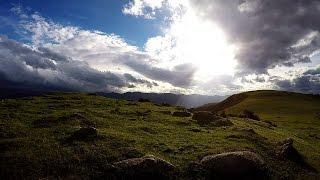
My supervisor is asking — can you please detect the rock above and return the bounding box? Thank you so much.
[309,134,320,140]
[200,151,267,179]
[158,110,172,115]
[70,127,98,140]
[277,138,305,163]
[190,127,201,132]
[263,120,277,127]
[113,155,176,179]
[172,111,192,117]
[186,161,204,179]
[242,110,260,121]
[192,111,222,124]
[212,118,233,127]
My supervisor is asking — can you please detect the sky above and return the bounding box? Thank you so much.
[0,0,320,95]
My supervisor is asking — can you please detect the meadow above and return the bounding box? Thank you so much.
[0,91,319,179]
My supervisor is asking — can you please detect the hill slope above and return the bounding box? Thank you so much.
[0,92,319,179]
[197,90,320,169]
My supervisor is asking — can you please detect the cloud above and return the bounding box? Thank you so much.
[274,67,320,93]
[0,35,129,92]
[5,1,320,95]
[122,0,166,19]
[1,7,198,94]
[190,0,320,74]
[123,73,158,88]
[198,75,242,95]
[123,60,196,87]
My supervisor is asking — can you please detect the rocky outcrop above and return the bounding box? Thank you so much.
[192,111,222,124]
[277,138,305,163]
[70,127,98,140]
[113,155,176,179]
[199,151,268,179]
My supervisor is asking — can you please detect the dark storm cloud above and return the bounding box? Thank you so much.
[192,0,320,74]
[274,67,320,93]
[0,36,128,92]
[123,73,158,88]
[304,67,320,75]
[124,60,196,87]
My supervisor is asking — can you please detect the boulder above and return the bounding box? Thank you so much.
[242,110,260,121]
[277,138,305,163]
[200,151,268,179]
[158,110,172,115]
[192,111,222,124]
[172,111,191,117]
[113,155,176,179]
[213,118,233,127]
[70,127,98,140]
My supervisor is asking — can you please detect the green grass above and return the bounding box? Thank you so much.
[0,92,319,179]
[218,90,320,173]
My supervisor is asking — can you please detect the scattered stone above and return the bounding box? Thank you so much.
[172,111,192,117]
[190,127,201,132]
[212,118,233,127]
[227,127,267,142]
[70,127,98,140]
[163,148,174,153]
[276,138,316,170]
[129,118,137,121]
[113,155,176,179]
[263,120,277,127]
[186,161,204,179]
[200,151,268,179]
[192,111,222,125]
[242,109,260,121]
[309,134,320,140]
[277,138,304,163]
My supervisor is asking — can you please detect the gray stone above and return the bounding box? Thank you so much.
[200,151,267,179]
[113,155,176,179]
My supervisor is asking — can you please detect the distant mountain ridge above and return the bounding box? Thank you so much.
[0,86,226,108]
[98,92,226,108]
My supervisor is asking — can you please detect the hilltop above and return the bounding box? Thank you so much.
[0,91,319,179]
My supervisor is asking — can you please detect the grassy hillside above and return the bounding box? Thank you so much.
[197,90,320,172]
[0,92,319,179]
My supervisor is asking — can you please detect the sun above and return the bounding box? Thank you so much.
[160,3,237,81]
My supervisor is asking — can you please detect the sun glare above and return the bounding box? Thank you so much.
[168,5,237,81]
